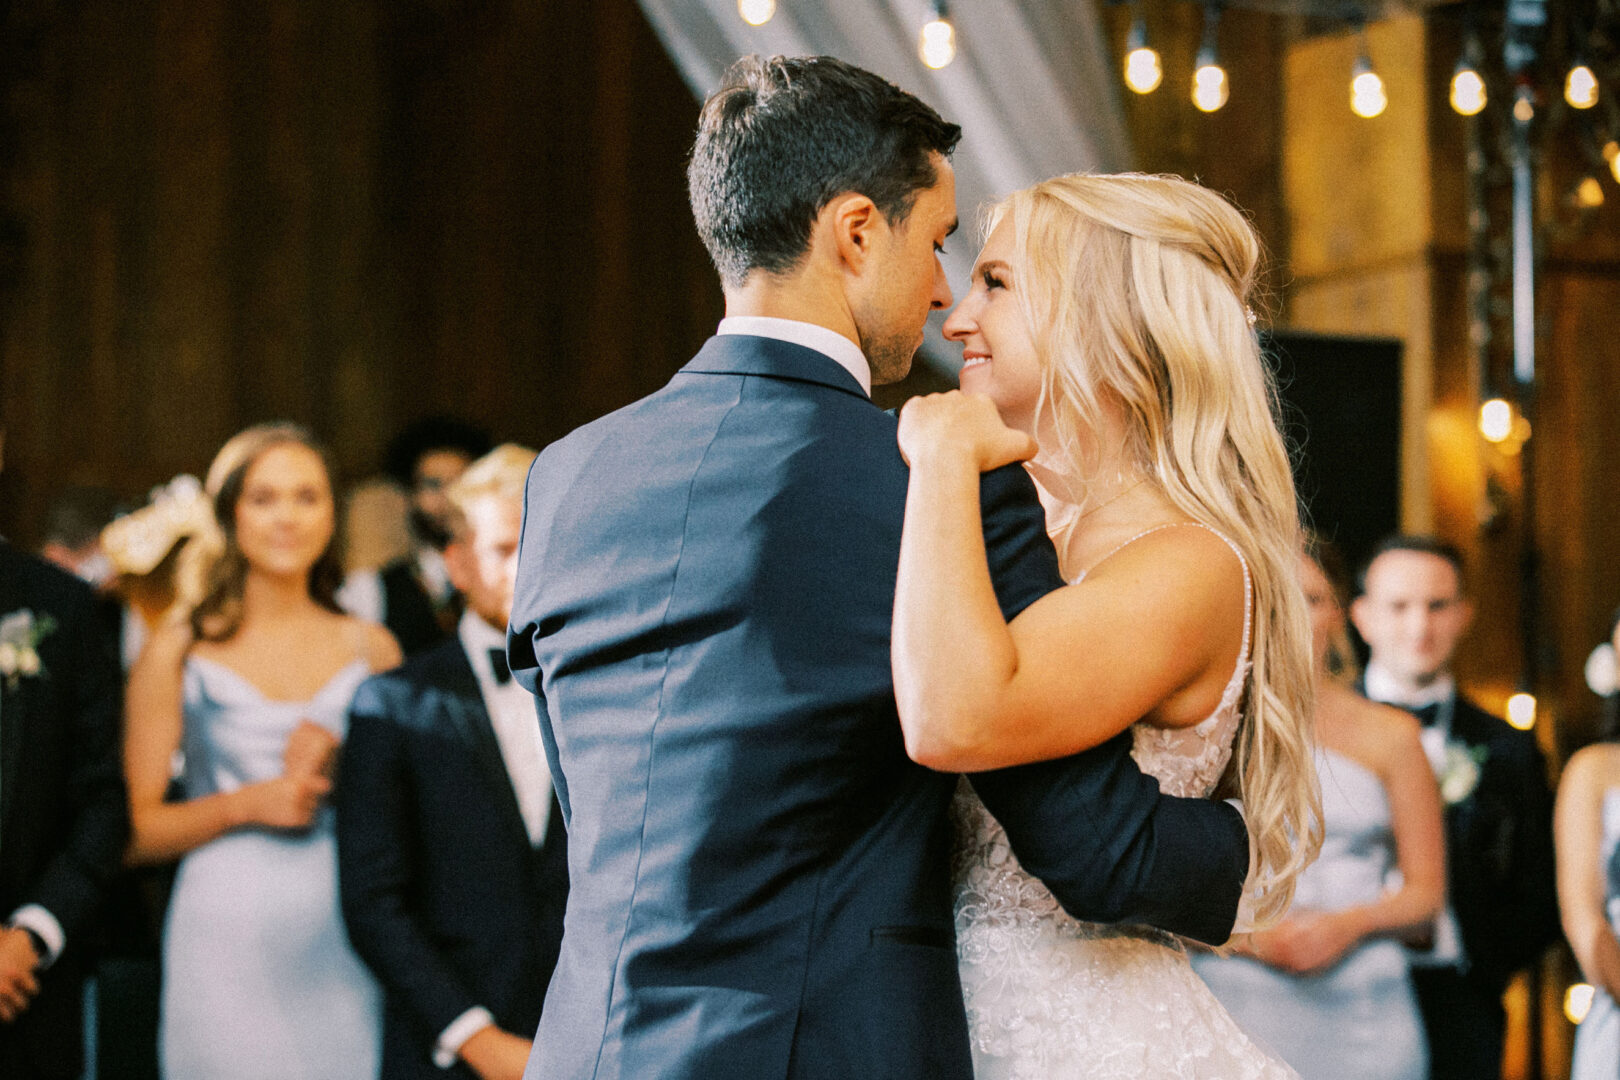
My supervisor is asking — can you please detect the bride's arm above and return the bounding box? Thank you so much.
[893,391,1241,772]
[1557,745,1620,998]
[124,624,331,865]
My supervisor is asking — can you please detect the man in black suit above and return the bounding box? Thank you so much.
[339,444,566,1080]
[1351,535,1560,1080]
[0,538,127,1079]
[340,418,493,655]
[508,55,1248,1080]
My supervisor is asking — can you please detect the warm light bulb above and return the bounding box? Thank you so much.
[1566,64,1599,109]
[919,18,956,70]
[1577,176,1606,209]
[737,0,776,26]
[1513,92,1535,123]
[1451,66,1487,116]
[1568,984,1597,1025]
[1351,69,1387,118]
[1611,146,1620,185]
[1192,62,1228,112]
[1479,398,1513,442]
[1125,48,1163,94]
[1506,692,1537,731]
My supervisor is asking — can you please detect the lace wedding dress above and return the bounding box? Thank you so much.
[951,525,1295,1080]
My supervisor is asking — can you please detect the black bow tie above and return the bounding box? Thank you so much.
[1410,702,1443,727]
[488,648,512,686]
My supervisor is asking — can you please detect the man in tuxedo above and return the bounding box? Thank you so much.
[340,417,493,655]
[0,538,127,1079]
[338,444,566,1080]
[508,55,1249,1080]
[1351,535,1559,1080]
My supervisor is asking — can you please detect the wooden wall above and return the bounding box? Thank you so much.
[0,0,724,545]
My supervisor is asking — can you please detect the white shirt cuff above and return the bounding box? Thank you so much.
[433,1006,495,1069]
[8,905,65,967]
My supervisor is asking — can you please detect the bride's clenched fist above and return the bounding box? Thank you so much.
[897,391,1037,472]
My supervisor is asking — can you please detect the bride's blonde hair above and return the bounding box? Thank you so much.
[987,172,1321,926]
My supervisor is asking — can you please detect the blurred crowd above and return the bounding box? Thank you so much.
[3,413,1620,1079]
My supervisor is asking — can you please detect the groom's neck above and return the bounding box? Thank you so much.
[724,270,860,348]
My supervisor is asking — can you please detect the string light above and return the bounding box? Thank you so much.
[737,0,776,26]
[919,3,956,71]
[1576,175,1606,208]
[1606,140,1620,184]
[1350,50,1387,118]
[1566,63,1600,109]
[1451,60,1487,116]
[1479,398,1514,442]
[1191,4,1227,113]
[1567,983,1596,1024]
[1506,692,1537,731]
[1124,14,1163,95]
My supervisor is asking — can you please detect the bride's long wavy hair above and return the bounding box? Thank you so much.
[987,173,1321,926]
[177,422,346,642]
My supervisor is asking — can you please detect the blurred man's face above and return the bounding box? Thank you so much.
[410,449,472,550]
[1350,550,1473,685]
[444,496,522,631]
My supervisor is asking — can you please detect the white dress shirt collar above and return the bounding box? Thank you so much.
[1363,661,1456,710]
[717,316,872,397]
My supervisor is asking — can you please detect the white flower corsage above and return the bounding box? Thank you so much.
[0,609,56,690]
[1438,740,1488,805]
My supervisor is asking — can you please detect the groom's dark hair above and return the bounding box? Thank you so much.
[688,55,962,288]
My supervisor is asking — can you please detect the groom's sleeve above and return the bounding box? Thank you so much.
[975,465,1249,946]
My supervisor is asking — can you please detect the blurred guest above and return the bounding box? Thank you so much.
[101,475,213,670]
[0,538,127,1080]
[37,485,121,586]
[1350,535,1559,1080]
[1557,735,1620,1079]
[338,443,564,1080]
[343,479,413,576]
[338,418,491,656]
[123,423,400,1080]
[1193,541,1444,1080]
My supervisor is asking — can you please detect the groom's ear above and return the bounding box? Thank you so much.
[824,193,880,274]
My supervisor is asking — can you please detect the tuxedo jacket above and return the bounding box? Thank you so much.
[507,335,1250,1080]
[0,542,127,1079]
[378,558,456,657]
[1435,691,1559,992]
[337,638,568,1080]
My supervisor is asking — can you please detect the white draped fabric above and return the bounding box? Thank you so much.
[634,0,1133,376]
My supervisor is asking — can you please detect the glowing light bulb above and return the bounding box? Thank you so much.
[1506,692,1537,731]
[1577,176,1606,209]
[737,0,776,26]
[1192,48,1228,113]
[1351,70,1387,118]
[1124,19,1162,95]
[1566,64,1599,109]
[1568,984,1597,1025]
[1479,398,1513,442]
[1451,66,1486,116]
[1610,143,1620,184]
[919,17,956,70]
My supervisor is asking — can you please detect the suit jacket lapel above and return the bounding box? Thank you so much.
[442,644,535,852]
[0,546,23,834]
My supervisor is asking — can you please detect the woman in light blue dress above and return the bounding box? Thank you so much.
[1192,545,1445,1080]
[123,423,401,1080]
[1557,738,1620,1079]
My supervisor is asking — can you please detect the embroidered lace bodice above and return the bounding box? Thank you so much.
[950,523,1291,1079]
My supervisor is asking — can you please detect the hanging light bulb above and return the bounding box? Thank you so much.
[1566,63,1599,109]
[1576,176,1606,208]
[737,0,776,26]
[1450,60,1487,116]
[1191,4,1227,113]
[1606,140,1620,184]
[1479,397,1514,442]
[918,3,956,70]
[1124,15,1163,94]
[1350,50,1387,118]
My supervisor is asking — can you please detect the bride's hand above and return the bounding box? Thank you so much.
[897,391,1037,473]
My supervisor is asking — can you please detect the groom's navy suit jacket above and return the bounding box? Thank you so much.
[508,335,1249,1080]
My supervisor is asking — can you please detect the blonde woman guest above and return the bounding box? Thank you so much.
[1556,736,1620,1079]
[892,172,1322,1079]
[123,423,401,1080]
[1191,543,1444,1080]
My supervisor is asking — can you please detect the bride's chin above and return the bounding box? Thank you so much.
[958,365,992,396]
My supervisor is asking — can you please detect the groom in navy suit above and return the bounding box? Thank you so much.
[508,55,1250,1080]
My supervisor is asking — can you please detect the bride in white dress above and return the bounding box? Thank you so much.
[892,173,1323,1079]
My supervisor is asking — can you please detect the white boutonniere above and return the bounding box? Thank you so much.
[0,609,56,690]
[1439,740,1488,805]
